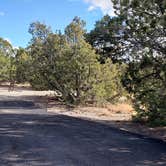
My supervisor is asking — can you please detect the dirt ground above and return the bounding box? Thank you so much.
[0,83,165,142]
[46,99,166,142]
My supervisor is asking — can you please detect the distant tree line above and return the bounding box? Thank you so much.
[0,0,165,125]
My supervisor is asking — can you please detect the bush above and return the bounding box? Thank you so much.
[125,55,166,126]
[29,38,125,104]
[28,20,126,104]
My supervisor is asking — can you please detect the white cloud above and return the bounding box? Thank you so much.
[88,5,96,11]
[83,0,115,16]
[4,37,12,44]
[4,38,12,44]
[4,38,19,49]
[0,12,5,16]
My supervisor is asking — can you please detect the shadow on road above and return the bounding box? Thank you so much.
[0,100,37,109]
[0,113,165,166]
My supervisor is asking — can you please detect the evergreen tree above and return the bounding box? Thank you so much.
[86,15,125,63]
[0,38,14,82]
[28,19,125,104]
[112,0,166,125]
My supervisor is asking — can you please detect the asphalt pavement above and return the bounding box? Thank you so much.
[0,100,165,166]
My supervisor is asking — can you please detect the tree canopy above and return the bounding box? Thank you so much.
[27,18,125,104]
[111,0,166,125]
[0,38,14,82]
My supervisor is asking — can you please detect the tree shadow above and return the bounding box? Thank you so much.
[0,113,165,166]
[0,100,38,109]
[0,84,32,92]
[0,94,46,110]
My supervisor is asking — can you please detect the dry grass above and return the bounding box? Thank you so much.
[47,99,135,121]
[106,103,134,113]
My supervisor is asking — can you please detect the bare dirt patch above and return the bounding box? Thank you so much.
[46,97,166,142]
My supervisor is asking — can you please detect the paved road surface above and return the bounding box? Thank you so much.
[0,99,166,166]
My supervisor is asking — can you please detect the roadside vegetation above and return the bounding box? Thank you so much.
[0,0,165,126]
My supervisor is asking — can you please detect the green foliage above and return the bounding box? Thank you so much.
[15,48,30,83]
[86,15,125,63]
[112,0,166,125]
[28,19,125,104]
[0,53,10,81]
[65,16,86,44]
[125,55,166,124]
[0,38,14,82]
[112,0,165,57]
[28,21,52,42]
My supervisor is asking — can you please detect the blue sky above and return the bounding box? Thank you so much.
[0,0,114,48]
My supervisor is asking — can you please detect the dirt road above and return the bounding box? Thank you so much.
[0,87,166,166]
